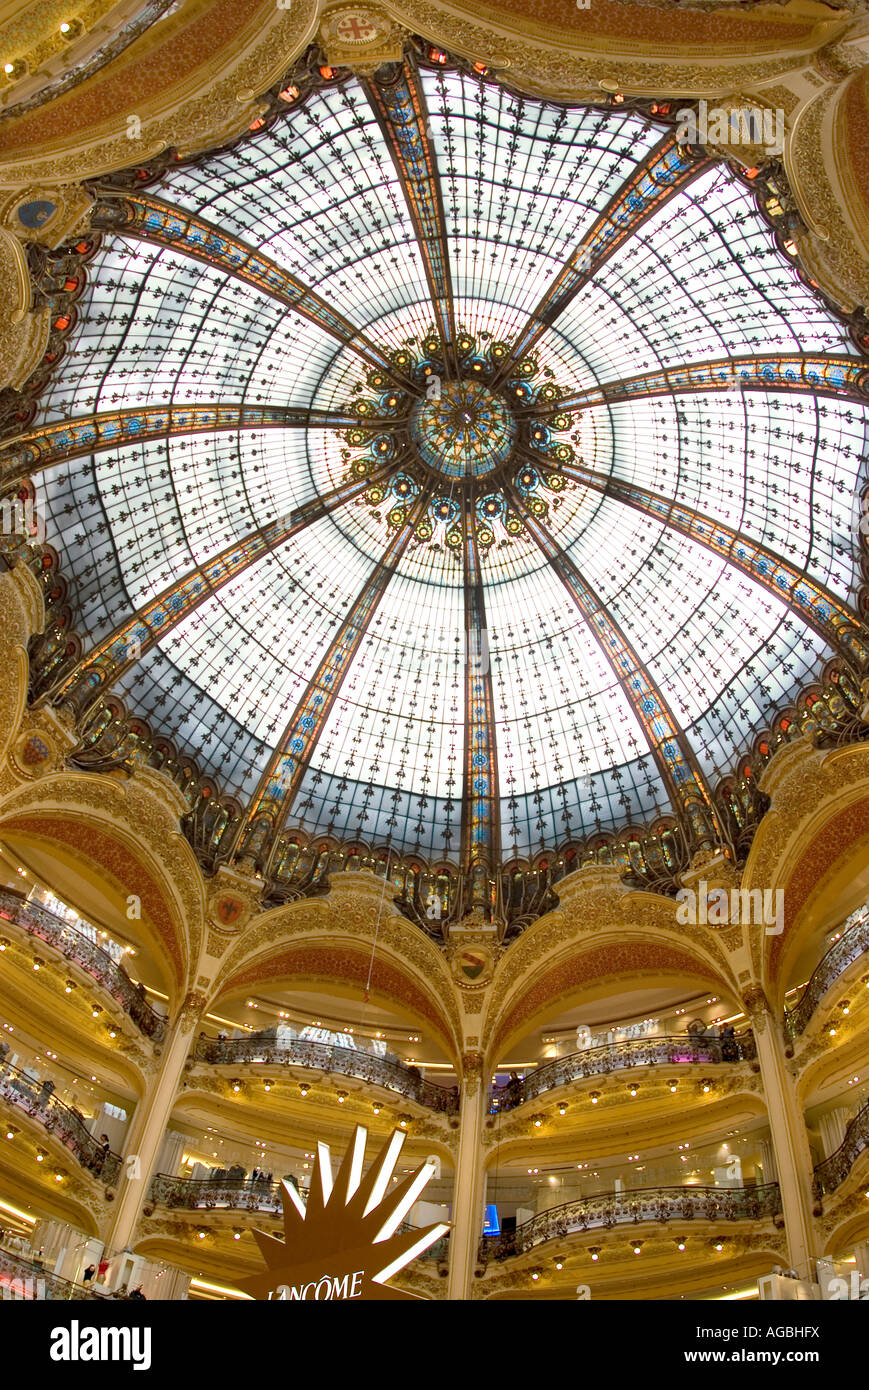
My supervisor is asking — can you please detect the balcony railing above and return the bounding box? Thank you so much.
[489,1033,756,1111]
[146,1175,448,1262]
[478,1182,783,1261]
[813,1100,869,1198]
[784,905,869,1040]
[0,1058,122,1185]
[192,1034,459,1113]
[148,1174,284,1213]
[0,887,166,1042]
[0,1247,108,1301]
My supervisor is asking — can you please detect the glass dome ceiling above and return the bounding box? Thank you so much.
[20,46,869,870]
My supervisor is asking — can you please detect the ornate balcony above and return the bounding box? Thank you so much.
[784,903,869,1041]
[0,1246,107,1300]
[191,1033,459,1113]
[478,1182,783,1261]
[489,1033,756,1112]
[144,1175,449,1261]
[146,1174,284,1214]
[0,1057,121,1185]
[813,1100,869,1198]
[0,887,166,1042]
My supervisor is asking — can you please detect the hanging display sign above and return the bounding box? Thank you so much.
[237,1126,448,1301]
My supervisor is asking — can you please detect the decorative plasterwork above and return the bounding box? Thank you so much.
[0,184,93,251]
[319,4,406,71]
[211,876,463,1057]
[0,0,322,186]
[789,81,869,309]
[0,769,207,990]
[490,937,728,1057]
[0,227,50,392]
[741,739,869,991]
[483,864,738,1053]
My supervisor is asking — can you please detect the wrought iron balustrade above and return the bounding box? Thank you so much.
[478,1182,782,1261]
[813,1100,869,1198]
[192,1033,459,1113]
[148,1174,284,1213]
[0,1246,108,1300]
[784,907,869,1040]
[0,887,166,1042]
[0,1058,121,1185]
[489,1032,756,1111]
[147,1175,448,1263]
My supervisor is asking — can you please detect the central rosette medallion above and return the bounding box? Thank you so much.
[410,380,517,478]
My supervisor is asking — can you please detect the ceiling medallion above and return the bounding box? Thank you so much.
[341,332,577,554]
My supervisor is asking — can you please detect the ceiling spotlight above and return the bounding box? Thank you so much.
[299,1083,309,1096]
[263,1081,272,1092]
[589,1092,600,1105]
[372,1102,382,1115]
[669,1082,678,1093]
[91,1006,101,1019]
[632,1241,643,1255]
[627,1084,638,1097]
[65,980,75,993]
[197,1230,207,1240]
[533,1116,543,1127]
[557,1102,567,1116]
[398,1117,408,1129]
[675,1239,686,1251]
[588,1248,600,1262]
[232,1229,242,1241]
[554,1257,564,1270]
[32,958,42,971]
[54,1170,66,1183]
[336,1092,346,1104]
[701,1080,711,1093]
[530,1271,539,1282]
[5,1126,17,1140]
[0,939,7,950]
[36,1149,46,1163]
[231,1080,241,1093]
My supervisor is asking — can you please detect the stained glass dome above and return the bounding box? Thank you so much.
[17,43,869,876]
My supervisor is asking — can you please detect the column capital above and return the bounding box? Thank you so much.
[741,984,773,1030]
[174,989,209,1034]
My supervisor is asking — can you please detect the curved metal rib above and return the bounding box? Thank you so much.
[556,457,869,663]
[234,483,435,872]
[362,57,457,363]
[50,459,396,712]
[460,489,500,883]
[506,477,722,846]
[89,189,419,391]
[1,404,394,483]
[528,354,869,414]
[492,136,712,383]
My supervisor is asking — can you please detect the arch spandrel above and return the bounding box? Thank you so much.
[481,872,739,1056]
[0,768,208,999]
[210,876,464,1064]
[739,738,869,1004]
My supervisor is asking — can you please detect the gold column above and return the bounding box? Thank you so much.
[743,987,818,1279]
[446,1051,487,1301]
[103,990,207,1254]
